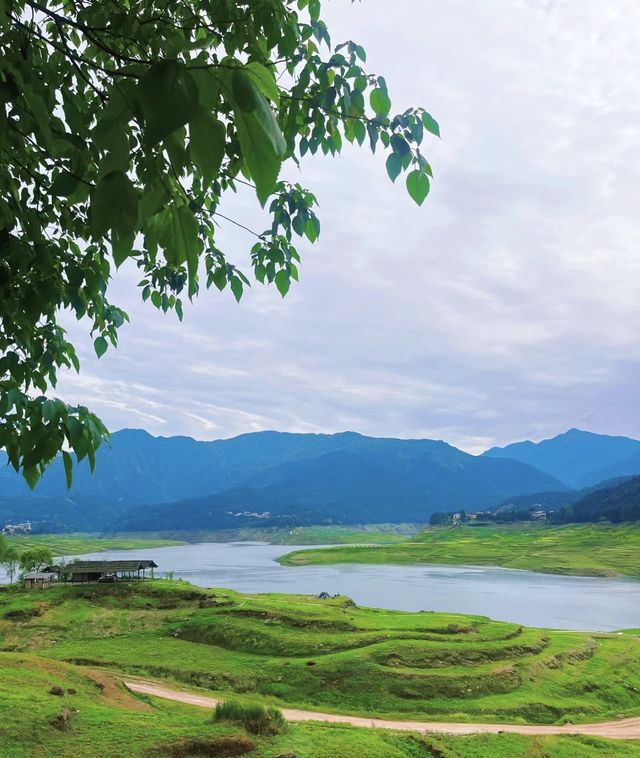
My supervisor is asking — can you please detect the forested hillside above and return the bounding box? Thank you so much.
[552,477,640,524]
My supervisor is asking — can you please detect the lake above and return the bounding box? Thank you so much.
[45,541,640,632]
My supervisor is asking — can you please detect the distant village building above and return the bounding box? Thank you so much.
[226,511,271,519]
[530,509,547,520]
[2,521,32,535]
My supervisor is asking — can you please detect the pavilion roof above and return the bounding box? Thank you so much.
[56,560,158,572]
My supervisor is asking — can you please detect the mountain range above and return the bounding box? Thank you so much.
[1,428,639,532]
[483,428,640,489]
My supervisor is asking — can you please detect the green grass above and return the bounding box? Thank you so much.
[2,580,640,724]
[279,523,640,577]
[1,580,639,756]
[1,653,636,757]
[6,533,186,557]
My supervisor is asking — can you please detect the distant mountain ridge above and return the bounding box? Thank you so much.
[0,428,566,532]
[483,429,640,489]
[3,427,640,533]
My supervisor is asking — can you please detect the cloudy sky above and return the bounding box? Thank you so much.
[58,0,640,454]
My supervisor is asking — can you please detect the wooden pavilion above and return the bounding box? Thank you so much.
[54,559,158,583]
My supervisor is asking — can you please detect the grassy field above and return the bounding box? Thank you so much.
[5,534,186,556]
[279,523,640,577]
[1,580,639,756]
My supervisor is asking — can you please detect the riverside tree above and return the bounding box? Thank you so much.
[18,546,54,573]
[0,0,438,486]
[2,545,20,583]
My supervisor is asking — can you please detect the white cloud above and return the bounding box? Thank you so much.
[54,0,640,451]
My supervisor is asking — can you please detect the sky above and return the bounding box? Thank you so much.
[57,0,640,454]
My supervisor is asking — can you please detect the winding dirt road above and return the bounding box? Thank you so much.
[124,678,640,740]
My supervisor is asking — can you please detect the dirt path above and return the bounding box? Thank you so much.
[124,678,640,740]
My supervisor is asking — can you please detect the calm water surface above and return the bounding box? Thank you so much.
[52,541,640,632]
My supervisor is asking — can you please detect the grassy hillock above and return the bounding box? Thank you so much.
[279,523,640,577]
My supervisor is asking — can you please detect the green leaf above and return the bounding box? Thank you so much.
[309,0,321,21]
[230,276,243,302]
[212,267,226,291]
[137,61,200,145]
[232,69,261,112]
[152,204,200,290]
[421,111,441,138]
[22,85,53,151]
[305,216,320,243]
[230,77,286,205]
[91,170,139,238]
[94,336,108,357]
[406,170,430,206]
[50,171,79,197]
[62,450,73,489]
[274,269,290,296]
[93,81,137,150]
[22,466,41,490]
[112,231,135,268]
[140,181,170,220]
[190,69,220,109]
[370,88,391,117]
[245,62,280,106]
[189,107,226,186]
[385,153,402,183]
[65,416,83,446]
[390,134,410,157]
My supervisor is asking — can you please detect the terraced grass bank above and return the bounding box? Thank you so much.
[279,523,640,577]
[1,582,639,720]
[2,581,639,756]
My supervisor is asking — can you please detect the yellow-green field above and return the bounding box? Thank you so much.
[279,523,640,577]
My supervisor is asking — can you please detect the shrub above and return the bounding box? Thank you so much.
[50,708,76,731]
[213,700,287,735]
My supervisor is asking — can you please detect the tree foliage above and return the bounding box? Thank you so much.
[2,545,20,583]
[0,0,438,486]
[18,545,54,572]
